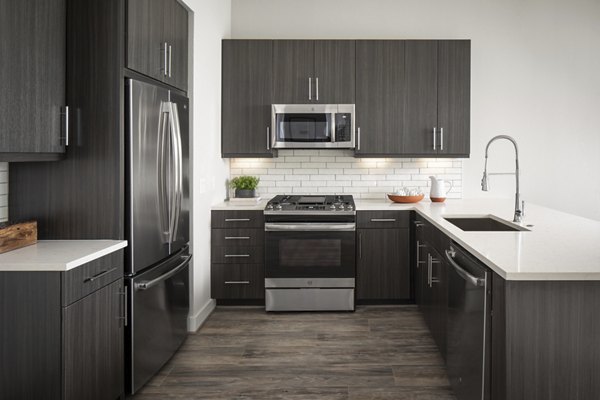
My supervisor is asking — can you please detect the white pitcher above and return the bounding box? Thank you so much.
[429,176,453,202]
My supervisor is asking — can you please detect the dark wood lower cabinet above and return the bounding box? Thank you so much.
[63,279,124,400]
[357,227,410,301]
[0,251,124,400]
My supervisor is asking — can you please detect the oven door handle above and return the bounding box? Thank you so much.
[265,223,356,232]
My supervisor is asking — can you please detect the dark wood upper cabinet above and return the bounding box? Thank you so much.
[222,40,274,158]
[126,0,188,91]
[126,0,165,82]
[403,40,439,156]
[313,40,356,103]
[356,39,470,158]
[355,40,406,156]
[272,40,315,104]
[0,0,66,161]
[273,40,355,104]
[164,0,188,91]
[437,40,471,156]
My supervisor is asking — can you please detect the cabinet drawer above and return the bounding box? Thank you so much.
[357,211,410,228]
[211,228,264,246]
[211,264,265,299]
[61,250,124,306]
[211,210,265,228]
[211,245,264,264]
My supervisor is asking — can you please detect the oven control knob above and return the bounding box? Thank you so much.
[275,204,283,210]
[329,204,336,210]
[266,204,274,210]
[338,204,345,210]
[347,204,354,210]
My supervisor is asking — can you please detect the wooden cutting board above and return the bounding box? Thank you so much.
[0,221,37,254]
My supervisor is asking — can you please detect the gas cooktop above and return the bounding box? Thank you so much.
[265,195,355,213]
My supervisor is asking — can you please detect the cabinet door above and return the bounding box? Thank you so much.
[357,228,410,300]
[127,0,165,81]
[0,0,65,158]
[437,40,470,156]
[164,0,188,91]
[313,40,355,103]
[403,40,439,156]
[430,249,448,360]
[355,41,406,156]
[63,279,124,400]
[272,40,314,103]
[222,40,274,157]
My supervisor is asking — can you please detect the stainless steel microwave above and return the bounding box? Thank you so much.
[271,104,355,149]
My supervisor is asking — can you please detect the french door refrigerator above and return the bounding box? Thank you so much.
[124,78,191,394]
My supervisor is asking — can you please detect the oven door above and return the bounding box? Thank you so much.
[265,223,356,279]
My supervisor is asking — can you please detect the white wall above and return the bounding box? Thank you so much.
[183,0,231,331]
[231,0,600,221]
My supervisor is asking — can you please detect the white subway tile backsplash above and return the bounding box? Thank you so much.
[230,150,462,199]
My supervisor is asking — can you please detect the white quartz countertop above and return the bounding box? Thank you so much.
[356,198,600,281]
[212,196,600,281]
[212,197,273,211]
[0,240,128,271]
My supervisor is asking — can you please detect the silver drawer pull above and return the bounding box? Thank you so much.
[225,236,250,240]
[84,267,117,283]
[225,218,251,222]
[224,254,250,258]
[370,218,396,222]
[225,281,250,285]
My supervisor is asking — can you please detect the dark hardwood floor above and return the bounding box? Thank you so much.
[133,306,456,399]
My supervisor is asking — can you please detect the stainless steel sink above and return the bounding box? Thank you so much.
[444,216,529,232]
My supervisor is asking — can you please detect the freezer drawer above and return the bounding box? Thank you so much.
[126,249,191,394]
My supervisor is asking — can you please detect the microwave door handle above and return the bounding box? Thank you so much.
[331,113,336,143]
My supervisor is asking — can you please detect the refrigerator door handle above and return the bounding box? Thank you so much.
[169,102,184,244]
[134,255,192,291]
[159,103,172,244]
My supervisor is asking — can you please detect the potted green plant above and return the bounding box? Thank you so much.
[230,176,260,198]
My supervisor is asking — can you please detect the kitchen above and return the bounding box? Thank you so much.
[0,0,600,399]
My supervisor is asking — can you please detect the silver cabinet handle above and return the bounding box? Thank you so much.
[433,127,437,150]
[357,127,361,151]
[163,42,168,76]
[370,218,396,222]
[267,126,270,150]
[413,220,424,227]
[118,287,128,327]
[440,127,444,151]
[168,44,172,78]
[84,267,117,283]
[416,240,426,267]
[315,77,319,101]
[61,106,70,146]
[225,236,250,240]
[358,233,362,259]
[308,77,312,100]
[430,256,440,285]
[224,254,250,258]
[225,218,251,222]
[225,281,250,285]
[427,254,432,287]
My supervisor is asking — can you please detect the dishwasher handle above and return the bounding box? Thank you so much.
[445,247,486,287]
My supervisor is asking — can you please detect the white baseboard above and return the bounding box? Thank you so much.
[187,298,216,332]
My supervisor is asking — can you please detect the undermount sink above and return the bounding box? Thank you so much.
[444,216,530,232]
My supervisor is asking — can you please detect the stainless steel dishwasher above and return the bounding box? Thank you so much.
[444,243,490,400]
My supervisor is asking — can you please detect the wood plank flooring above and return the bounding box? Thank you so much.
[133,305,456,399]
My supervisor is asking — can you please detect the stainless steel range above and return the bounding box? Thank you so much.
[264,195,356,311]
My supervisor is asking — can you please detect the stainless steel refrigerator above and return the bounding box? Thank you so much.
[124,78,191,394]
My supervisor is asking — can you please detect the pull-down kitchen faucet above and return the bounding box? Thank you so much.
[481,135,524,223]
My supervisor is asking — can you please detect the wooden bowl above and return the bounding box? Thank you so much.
[387,193,424,203]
